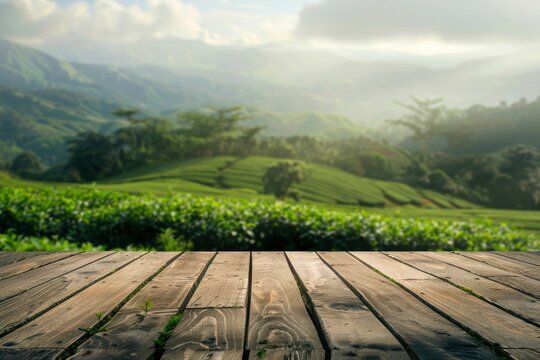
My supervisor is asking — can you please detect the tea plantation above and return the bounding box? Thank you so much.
[0,187,536,251]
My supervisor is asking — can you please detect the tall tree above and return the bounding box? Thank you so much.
[10,152,42,178]
[263,161,307,200]
[66,132,119,181]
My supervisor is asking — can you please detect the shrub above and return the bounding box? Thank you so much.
[0,233,103,251]
[0,187,535,251]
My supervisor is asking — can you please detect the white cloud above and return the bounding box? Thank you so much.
[296,0,540,44]
[0,0,202,43]
[200,10,296,45]
[0,0,296,46]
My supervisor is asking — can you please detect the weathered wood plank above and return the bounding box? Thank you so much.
[167,308,246,351]
[248,252,322,352]
[0,252,44,268]
[0,348,62,360]
[320,252,497,360]
[507,349,540,360]
[286,252,407,359]
[189,252,250,309]
[164,349,244,360]
[387,252,540,325]
[0,252,142,336]
[352,252,540,357]
[0,252,78,280]
[0,252,113,301]
[163,252,250,358]
[248,350,326,359]
[70,252,215,360]
[424,252,540,299]
[459,252,540,281]
[0,252,177,351]
[495,252,540,267]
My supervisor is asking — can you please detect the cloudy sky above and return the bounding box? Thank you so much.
[1,0,539,64]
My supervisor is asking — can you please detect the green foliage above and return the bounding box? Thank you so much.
[157,229,193,251]
[139,299,154,317]
[389,97,455,152]
[0,233,103,251]
[67,131,120,181]
[0,155,477,209]
[0,87,122,165]
[78,312,107,335]
[428,169,453,193]
[0,187,535,251]
[436,98,540,154]
[263,161,307,200]
[426,145,540,209]
[154,314,182,349]
[9,152,42,178]
[95,312,104,322]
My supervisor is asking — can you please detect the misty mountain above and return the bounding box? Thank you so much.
[36,38,540,122]
[0,87,126,164]
[0,86,363,164]
[0,38,334,114]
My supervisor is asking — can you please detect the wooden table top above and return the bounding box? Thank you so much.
[0,251,538,359]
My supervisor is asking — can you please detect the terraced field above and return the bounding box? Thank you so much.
[1,158,539,236]
[104,156,476,209]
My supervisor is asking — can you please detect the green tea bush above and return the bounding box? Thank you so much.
[0,187,536,250]
[0,233,103,251]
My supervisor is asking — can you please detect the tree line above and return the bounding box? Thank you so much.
[5,103,540,210]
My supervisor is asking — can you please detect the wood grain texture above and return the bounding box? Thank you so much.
[330,350,410,359]
[319,252,497,360]
[162,349,244,360]
[459,252,540,281]
[286,252,407,359]
[164,252,250,358]
[248,252,322,352]
[188,252,250,309]
[70,252,215,360]
[0,252,113,301]
[0,252,78,280]
[0,251,538,358]
[352,252,540,356]
[387,252,540,325]
[0,252,44,268]
[167,308,246,351]
[0,252,142,335]
[248,350,326,359]
[495,252,540,267]
[0,252,177,350]
[507,349,540,360]
[0,348,61,360]
[424,252,540,299]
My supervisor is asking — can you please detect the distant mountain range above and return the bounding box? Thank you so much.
[3,37,540,121]
[0,87,126,164]
[36,38,540,122]
[0,38,334,115]
[1,37,540,163]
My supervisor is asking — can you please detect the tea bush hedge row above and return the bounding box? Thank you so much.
[0,187,535,250]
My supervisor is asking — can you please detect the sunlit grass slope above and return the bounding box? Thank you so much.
[104,156,476,209]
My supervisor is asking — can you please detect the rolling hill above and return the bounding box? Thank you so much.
[0,87,127,164]
[0,86,365,164]
[0,38,334,114]
[36,38,540,122]
[242,107,364,140]
[401,97,540,154]
[102,156,476,209]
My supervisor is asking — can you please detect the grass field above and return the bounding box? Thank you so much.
[105,156,477,209]
[1,156,538,237]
